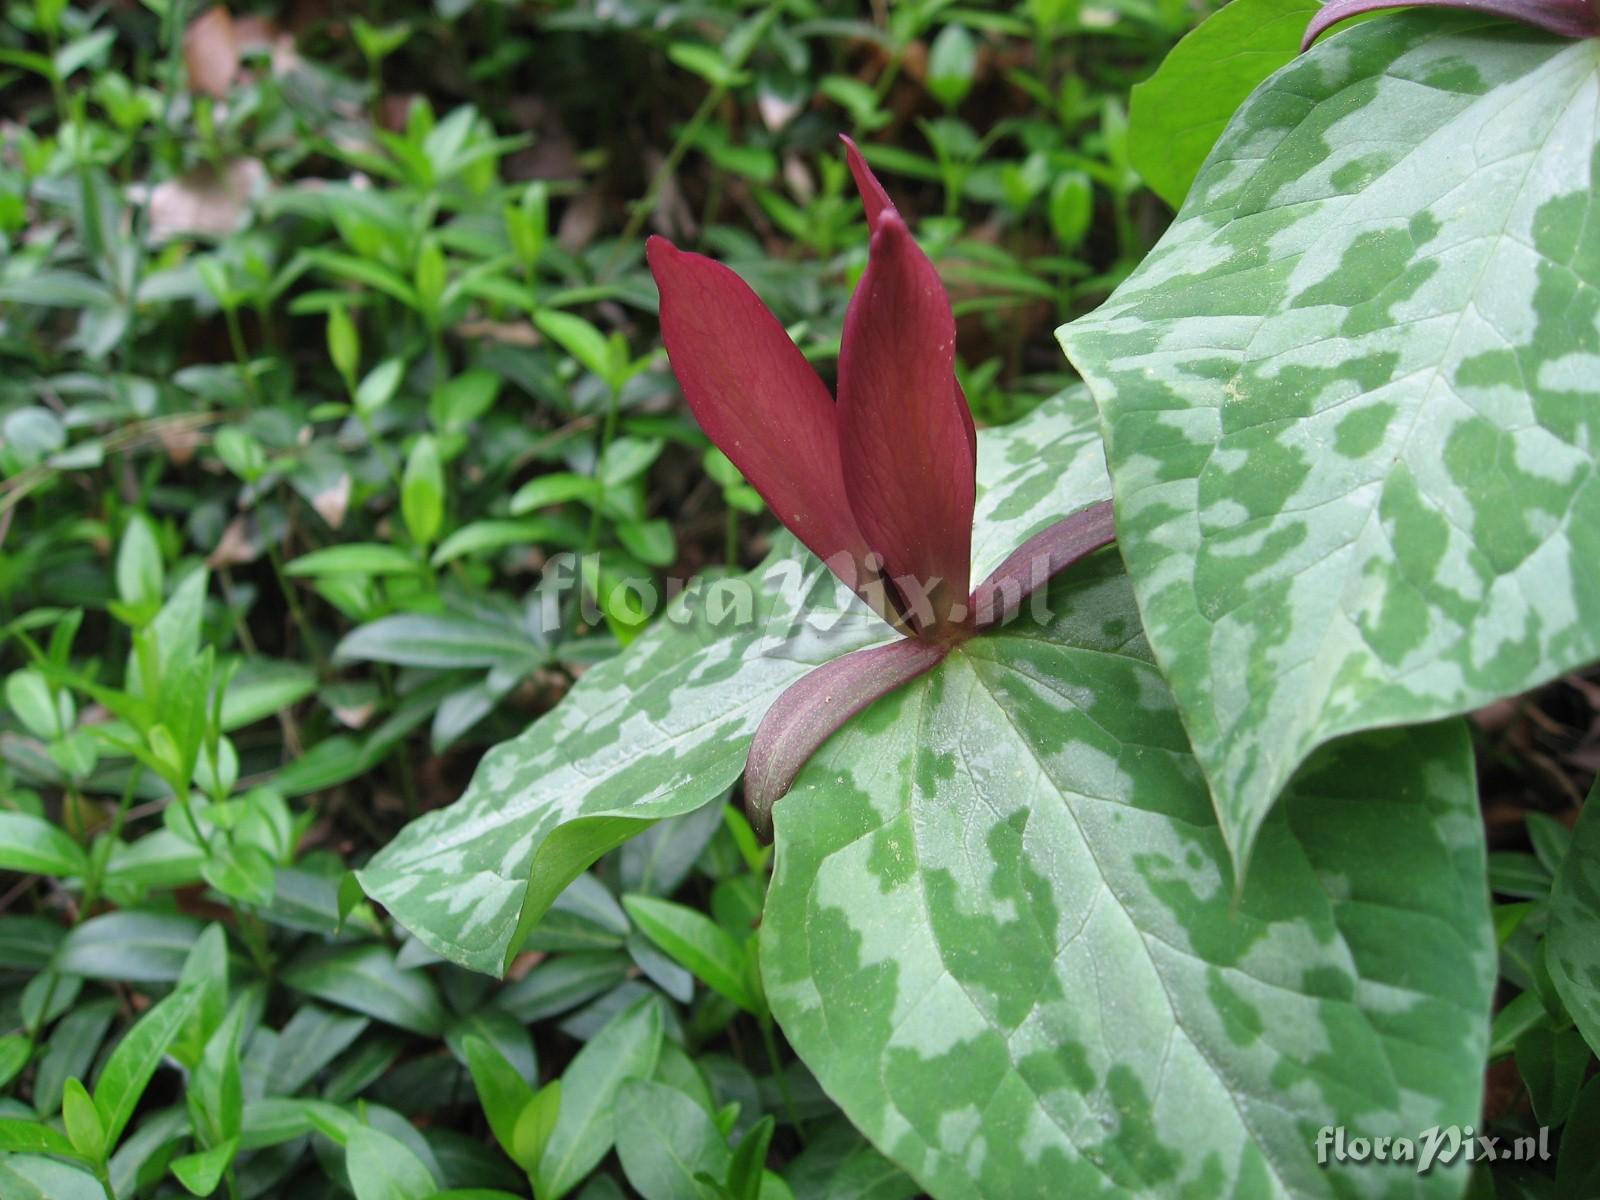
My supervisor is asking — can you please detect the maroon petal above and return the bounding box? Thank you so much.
[969,500,1117,631]
[743,637,948,840]
[648,237,878,594]
[836,155,976,634]
[1303,0,1599,47]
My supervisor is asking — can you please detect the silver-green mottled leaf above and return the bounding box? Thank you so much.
[1060,17,1600,871]
[763,556,1494,1199]
[359,388,1110,974]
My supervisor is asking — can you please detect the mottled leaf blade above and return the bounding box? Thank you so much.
[763,557,1494,1199]
[1060,17,1600,870]
[359,387,1109,975]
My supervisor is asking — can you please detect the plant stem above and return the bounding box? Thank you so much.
[760,1017,807,1144]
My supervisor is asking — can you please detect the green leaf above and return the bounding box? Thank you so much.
[281,944,448,1035]
[285,543,424,577]
[464,1035,536,1165]
[268,1004,370,1095]
[0,1034,32,1089]
[328,305,362,384]
[623,895,761,1016]
[0,811,88,877]
[93,984,201,1147]
[926,24,976,110]
[359,388,1109,973]
[535,996,664,1200]
[534,310,613,382]
[667,42,748,89]
[336,614,544,670]
[346,1125,439,1200]
[509,473,600,514]
[402,434,446,548]
[115,515,164,614]
[431,517,583,567]
[357,358,407,416]
[5,669,70,740]
[511,1080,561,1176]
[62,1078,105,1163]
[1060,18,1600,873]
[1127,0,1319,208]
[781,1119,917,1200]
[219,659,318,730]
[171,1137,238,1196]
[1515,1021,1588,1127]
[57,912,205,982]
[1548,787,1600,1057]
[0,1157,104,1200]
[0,1118,78,1157]
[614,1079,731,1200]
[763,556,1494,1198]
[431,369,502,432]
[495,952,633,1024]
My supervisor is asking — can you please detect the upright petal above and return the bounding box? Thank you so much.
[835,178,975,632]
[647,237,876,590]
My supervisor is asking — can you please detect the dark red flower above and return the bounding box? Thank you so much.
[648,138,1115,837]
[648,138,976,639]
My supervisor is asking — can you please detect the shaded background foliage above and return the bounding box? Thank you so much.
[0,0,1591,1197]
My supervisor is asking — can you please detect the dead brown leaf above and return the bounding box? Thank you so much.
[184,6,239,98]
[146,159,265,241]
[310,472,352,530]
[207,515,261,568]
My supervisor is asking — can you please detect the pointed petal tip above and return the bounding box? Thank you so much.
[842,136,895,229]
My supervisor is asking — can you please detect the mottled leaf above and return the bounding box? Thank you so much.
[764,556,1494,1198]
[1061,17,1600,870]
[359,389,1110,974]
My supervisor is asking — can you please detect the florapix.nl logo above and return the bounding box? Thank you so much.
[1315,1124,1553,1174]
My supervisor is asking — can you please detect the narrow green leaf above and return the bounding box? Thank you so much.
[535,997,664,1200]
[345,1125,438,1200]
[1549,787,1600,1057]
[62,1078,106,1163]
[614,1078,731,1200]
[463,1035,535,1164]
[0,1118,78,1158]
[623,895,761,1015]
[170,1137,237,1196]
[335,614,543,670]
[93,985,201,1147]
[285,544,423,577]
[57,913,205,983]
[511,1080,561,1176]
[281,944,448,1035]
[0,811,88,877]
[533,310,613,380]
[402,434,445,547]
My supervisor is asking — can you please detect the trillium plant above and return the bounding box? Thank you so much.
[362,1,1600,1195]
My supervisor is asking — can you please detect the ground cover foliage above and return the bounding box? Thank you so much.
[1,0,1597,1198]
